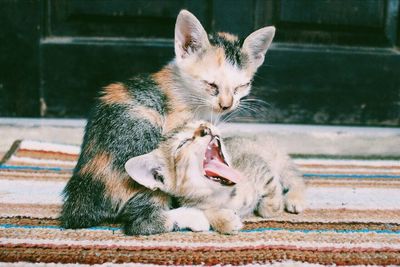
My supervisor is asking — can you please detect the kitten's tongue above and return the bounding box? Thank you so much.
[204,159,243,184]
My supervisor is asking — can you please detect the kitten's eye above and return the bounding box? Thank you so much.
[234,82,251,95]
[176,138,192,150]
[203,80,219,96]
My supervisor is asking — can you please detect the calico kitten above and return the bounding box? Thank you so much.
[60,10,276,235]
[126,121,306,234]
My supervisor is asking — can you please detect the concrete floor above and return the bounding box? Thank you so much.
[0,118,399,156]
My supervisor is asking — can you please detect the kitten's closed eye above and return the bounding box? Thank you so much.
[203,80,219,96]
[176,138,193,151]
[234,82,251,95]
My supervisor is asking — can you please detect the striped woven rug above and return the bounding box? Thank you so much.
[1,140,400,266]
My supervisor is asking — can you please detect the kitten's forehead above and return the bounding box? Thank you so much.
[181,121,219,137]
[208,32,248,68]
[167,121,219,144]
[181,32,253,85]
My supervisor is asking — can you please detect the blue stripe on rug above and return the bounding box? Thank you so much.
[1,224,399,234]
[304,174,400,179]
[241,227,400,234]
[0,165,73,172]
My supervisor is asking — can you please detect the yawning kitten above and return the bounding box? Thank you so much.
[126,121,306,234]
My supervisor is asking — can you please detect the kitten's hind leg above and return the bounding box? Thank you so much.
[256,178,284,218]
[60,174,114,229]
[119,191,171,235]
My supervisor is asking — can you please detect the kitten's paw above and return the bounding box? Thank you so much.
[206,209,243,235]
[257,195,284,218]
[166,207,210,232]
[284,189,306,214]
[187,212,211,232]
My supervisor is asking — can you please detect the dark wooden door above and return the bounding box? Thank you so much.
[1,0,399,126]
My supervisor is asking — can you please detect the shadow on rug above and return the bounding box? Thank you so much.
[1,140,400,266]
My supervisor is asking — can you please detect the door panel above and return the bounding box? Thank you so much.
[0,1,41,116]
[48,0,209,38]
[253,46,400,125]
[258,0,396,46]
[212,0,255,36]
[279,0,384,27]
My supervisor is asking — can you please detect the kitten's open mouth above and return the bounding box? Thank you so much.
[203,136,242,186]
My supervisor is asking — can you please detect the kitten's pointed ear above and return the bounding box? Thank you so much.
[125,151,165,191]
[175,10,209,62]
[242,26,275,69]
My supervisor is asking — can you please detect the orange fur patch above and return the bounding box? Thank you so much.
[100,83,132,105]
[215,47,225,66]
[104,171,138,206]
[164,106,192,134]
[79,151,137,206]
[153,68,192,134]
[130,106,164,128]
[217,32,238,42]
[153,68,173,87]
[79,152,111,178]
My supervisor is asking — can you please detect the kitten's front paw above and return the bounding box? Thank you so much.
[187,210,211,232]
[166,207,210,232]
[206,209,243,235]
[284,189,306,214]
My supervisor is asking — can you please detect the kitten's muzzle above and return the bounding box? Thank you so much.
[191,124,243,186]
[202,135,243,186]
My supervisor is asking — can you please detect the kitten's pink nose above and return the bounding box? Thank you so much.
[219,103,231,111]
[218,96,233,111]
